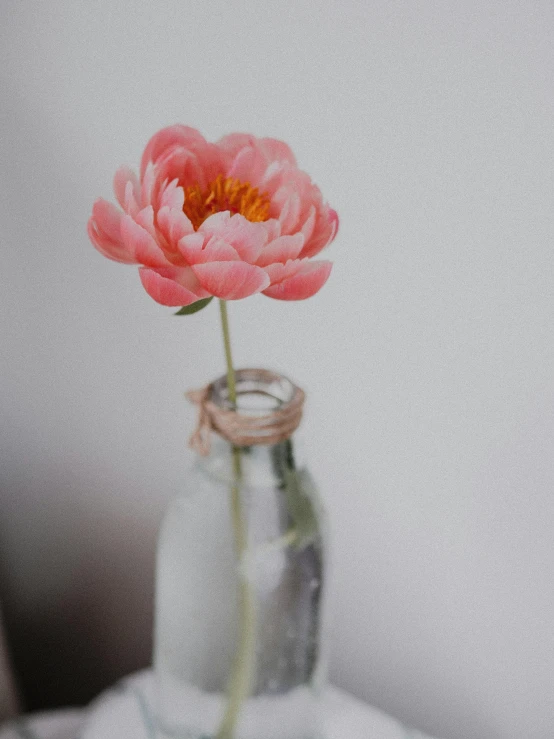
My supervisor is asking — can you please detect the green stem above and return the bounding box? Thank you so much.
[215,300,257,739]
[219,300,237,405]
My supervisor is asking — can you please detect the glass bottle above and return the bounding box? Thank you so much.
[153,369,328,739]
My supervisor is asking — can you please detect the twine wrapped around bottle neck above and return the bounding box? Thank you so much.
[187,368,305,456]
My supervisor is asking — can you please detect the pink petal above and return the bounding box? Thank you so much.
[160,179,185,210]
[192,262,270,300]
[256,234,305,267]
[217,134,297,174]
[178,234,240,265]
[194,210,231,234]
[190,141,226,185]
[329,208,339,237]
[176,232,204,262]
[227,146,267,186]
[153,147,206,197]
[124,180,140,218]
[260,161,288,195]
[272,188,301,234]
[264,259,303,285]
[91,198,123,243]
[157,206,194,247]
[263,165,311,200]
[120,215,172,268]
[135,205,157,240]
[300,205,316,245]
[217,133,257,166]
[139,266,209,307]
[300,207,339,259]
[263,260,332,301]
[199,213,267,263]
[140,162,156,207]
[140,125,207,177]
[87,216,135,264]
[262,218,282,242]
[259,138,297,166]
[113,167,140,211]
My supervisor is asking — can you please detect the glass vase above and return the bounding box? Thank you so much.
[153,369,328,739]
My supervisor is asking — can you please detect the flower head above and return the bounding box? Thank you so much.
[88,126,338,306]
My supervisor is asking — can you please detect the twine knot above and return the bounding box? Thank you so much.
[186,369,305,455]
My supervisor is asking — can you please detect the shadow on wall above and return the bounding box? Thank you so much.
[0,462,157,711]
[0,89,173,711]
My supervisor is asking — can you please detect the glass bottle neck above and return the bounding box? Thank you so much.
[194,368,304,488]
[196,436,299,490]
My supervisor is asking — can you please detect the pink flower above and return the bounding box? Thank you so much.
[88,126,338,306]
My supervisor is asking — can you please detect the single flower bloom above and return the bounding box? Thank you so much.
[88,125,338,306]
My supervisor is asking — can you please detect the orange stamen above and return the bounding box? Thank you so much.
[183,174,271,231]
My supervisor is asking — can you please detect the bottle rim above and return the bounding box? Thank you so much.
[210,368,299,414]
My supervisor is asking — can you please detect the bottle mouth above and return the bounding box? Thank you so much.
[187,369,305,453]
[210,368,298,415]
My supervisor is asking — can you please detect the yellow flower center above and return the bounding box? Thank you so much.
[183,174,271,231]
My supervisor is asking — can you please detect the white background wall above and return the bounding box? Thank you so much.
[1,0,553,736]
